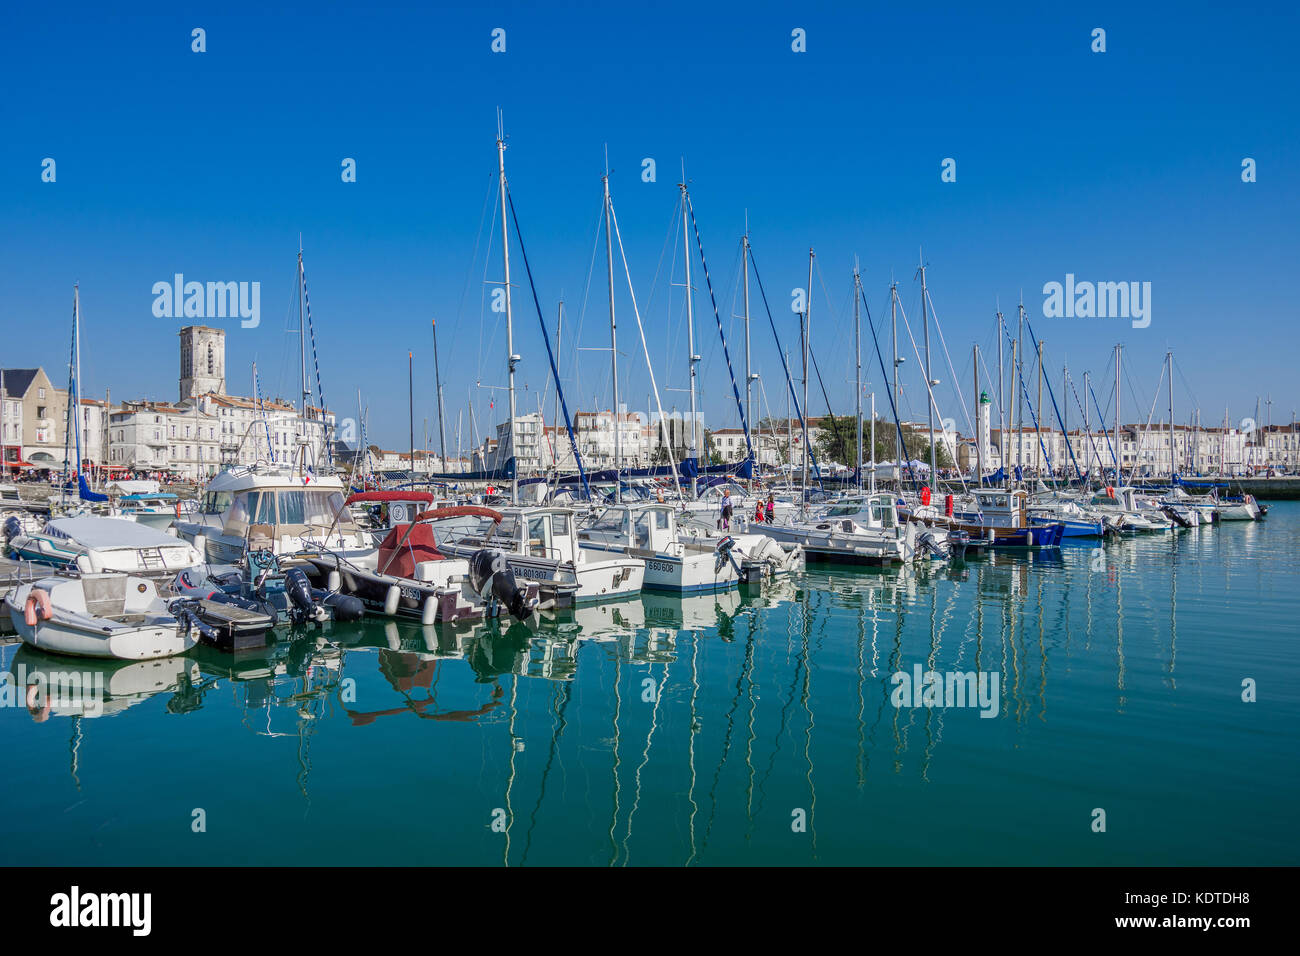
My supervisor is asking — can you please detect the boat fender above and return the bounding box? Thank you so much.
[921,486,932,507]
[192,533,207,557]
[24,587,53,626]
[384,584,402,616]
[944,494,954,517]
[422,594,438,626]
[327,570,341,592]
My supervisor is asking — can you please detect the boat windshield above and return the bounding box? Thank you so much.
[587,509,630,537]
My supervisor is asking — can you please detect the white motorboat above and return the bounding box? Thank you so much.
[576,502,753,592]
[435,505,645,604]
[4,515,202,575]
[761,492,921,565]
[113,492,181,531]
[672,511,805,579]
[174,465,372,563]
[5,573,201,660]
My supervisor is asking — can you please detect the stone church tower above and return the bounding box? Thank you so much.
[179,325,226,401]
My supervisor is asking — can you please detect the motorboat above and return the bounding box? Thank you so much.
[762,492,932,565]
[576,502,759,592]
[301,506,543,624]
[5,573,204,660]
[173,464,372,564]
[113,492,181,531]
[4,515,202,575]
[437,505,644,604]
[907,488,1064,549]
[672,511,805,579]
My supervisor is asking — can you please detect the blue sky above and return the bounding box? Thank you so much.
[2,1,1297,449]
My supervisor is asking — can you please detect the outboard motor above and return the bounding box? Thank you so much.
[2,515,21,547]
[284,567,328,624]
[713,535,741,576]
[468,549,535,621]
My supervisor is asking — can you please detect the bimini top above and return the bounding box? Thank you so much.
[45,516,192,551]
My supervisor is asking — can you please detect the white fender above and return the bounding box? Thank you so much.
[327,570,341,592]
[384,584,401,616]
[421,594,437,626]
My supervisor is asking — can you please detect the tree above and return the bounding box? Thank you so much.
[813,417,955,469]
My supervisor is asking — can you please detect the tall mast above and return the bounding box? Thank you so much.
[891,282,901,480]
[974,345,982,486]
[1114,344,1122,485]
[298,240,309,427]
[802,248,814,510]
[1035,338,1044,478]
[433,320,447,473]
[1016,299,1025,481]
[919,253,936,482]
[996,308,1006,487]
[70,284,82,487]
[785,349,792,476]
[603,169,621,503]
[497,118,518,504]
[408,351,414,483]
[679,181,699,498]
[869,391,876,493]
[742,229,754,461]
[554,301,563,473]
[1167,350,1174,479]
[1083,370,1090,478]
[854,263,863,491]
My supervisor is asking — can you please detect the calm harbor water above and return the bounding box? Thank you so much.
[3,503,1297,866]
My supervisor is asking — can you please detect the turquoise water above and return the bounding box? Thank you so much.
[2,504,1297,866]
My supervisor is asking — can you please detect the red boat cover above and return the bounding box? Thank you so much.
[377,523,444,579]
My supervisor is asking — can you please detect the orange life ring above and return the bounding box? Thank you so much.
[24,587,53,626]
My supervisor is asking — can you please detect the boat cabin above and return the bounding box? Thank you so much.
[969,489,1029,528]
[579,504,679,554]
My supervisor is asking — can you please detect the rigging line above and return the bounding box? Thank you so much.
[1087,377,1119,472]
[504,187,590,498]
[298,257,332,468]
[1065,370,1106,475]
[455,168,497,333]
[808,343,845,463]
[571,201,606,415]
[1019,318,1083,480]
[476,175,503,387]
[921,288,977,442]
[684,193,753,463]
[747,244,822,483]
[607,191,684,500]
[857,283,918,487]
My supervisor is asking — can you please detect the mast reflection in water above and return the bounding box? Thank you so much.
[1,504,1296,866]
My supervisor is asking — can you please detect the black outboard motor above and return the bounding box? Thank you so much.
[2,515,21,546]
[284,567,328,624]
[468,549,535,621]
